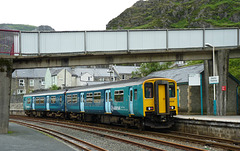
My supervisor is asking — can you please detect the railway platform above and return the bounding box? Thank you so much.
[175,115,240,123]
[0,122,74,151]
[173,115,240,141]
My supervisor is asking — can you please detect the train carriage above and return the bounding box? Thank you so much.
[23,76,178,129]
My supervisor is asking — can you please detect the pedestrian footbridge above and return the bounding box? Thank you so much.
[0,28,239,68]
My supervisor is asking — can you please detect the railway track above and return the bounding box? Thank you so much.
[10,116,206,151]
[145,130,240,151]
[10,120,106,151]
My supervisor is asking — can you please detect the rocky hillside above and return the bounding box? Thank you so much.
[106,0,240,29]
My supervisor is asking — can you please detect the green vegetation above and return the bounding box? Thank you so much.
[0,24,36,31]
[8,131,13,134]
[229,59,240,81]
[50,84,61,90]
[132,62,174,77]
[107,0,240,29]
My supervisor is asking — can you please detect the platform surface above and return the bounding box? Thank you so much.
[175,115,240,123]
[0,122,75,151]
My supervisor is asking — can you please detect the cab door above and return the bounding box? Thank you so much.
[155,81,169,115]
[105,90,111,113]
[129,87,134,115]
[80,93,85,112]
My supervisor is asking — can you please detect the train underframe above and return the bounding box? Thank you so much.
[24,110,174,129]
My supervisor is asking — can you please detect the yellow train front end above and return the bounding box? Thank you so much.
[142,78,178,128]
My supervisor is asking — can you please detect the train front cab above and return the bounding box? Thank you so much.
[143,78,177,128]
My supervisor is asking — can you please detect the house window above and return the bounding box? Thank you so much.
[30,79,34,87]
[19,79,25,87]
[122,75,125,79]
[42,81,45,86]
[88,77,91,81]
[17,89,26,94]
[114,90,124,102]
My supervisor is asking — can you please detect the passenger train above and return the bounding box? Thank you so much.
[23,77,178,129]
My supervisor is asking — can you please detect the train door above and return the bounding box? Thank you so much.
[155,81,169,114]
[46,96,50,111]
[105,90,111,113]
[80,93,85,112]
[32,97,35,110]
[129,87,134,115]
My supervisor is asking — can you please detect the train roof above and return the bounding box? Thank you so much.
[23,76,170,97]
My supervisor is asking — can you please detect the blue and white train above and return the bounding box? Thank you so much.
[23,76,178,129]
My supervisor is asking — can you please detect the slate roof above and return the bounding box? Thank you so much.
[148,64,204,83]
[74,67,114,77]
[114,65,139,74]
[50,67,78,77]
[12,68,47,78]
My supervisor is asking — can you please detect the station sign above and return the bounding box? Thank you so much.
[189,74,200,86]
[222,86,226,91]
[209,76,219,84]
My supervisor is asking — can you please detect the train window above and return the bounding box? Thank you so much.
[36,97,40,104]
[67,95,72,104]
[40,97,45,104]
[72,94,78,104]
[114,90,124,102]
[94,92,101,103]
[169,82,175,97]
[86,93,93,103]
[134,89,138,100]
[145,83,153,98]
[109,92,112,102]
[130,90,133,101]
[51,96,56,104]
[27,98,31,104]
[59,96,62,104]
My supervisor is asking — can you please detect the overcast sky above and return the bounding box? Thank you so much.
[1,0,139,31]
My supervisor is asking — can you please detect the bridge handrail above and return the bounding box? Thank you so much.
[1,28,239,56]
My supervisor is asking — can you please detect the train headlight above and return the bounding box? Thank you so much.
[169,106,175,110]
[146,107,154,110]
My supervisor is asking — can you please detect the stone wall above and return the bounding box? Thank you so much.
[173,119,240,141]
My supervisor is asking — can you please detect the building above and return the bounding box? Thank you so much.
[44,66,139,88]
[148,64,240,115]
[45,68,78,89]
[11,68,46,102]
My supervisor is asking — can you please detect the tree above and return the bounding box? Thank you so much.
[229,58,240,81]
[50,84,61,90]
[132,62,173,77]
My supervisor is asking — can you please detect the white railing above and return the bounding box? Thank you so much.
[19,28,239,55]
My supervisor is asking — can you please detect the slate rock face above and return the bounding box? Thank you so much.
[35,25,55,31]
[106,0,240,29]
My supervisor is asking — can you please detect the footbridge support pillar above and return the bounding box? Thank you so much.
[216,50,229,116]
[0,59,12,134]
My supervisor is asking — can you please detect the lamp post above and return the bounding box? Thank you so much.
[205,43,217,115]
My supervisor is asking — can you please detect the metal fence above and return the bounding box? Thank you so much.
[1,28,239,56]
